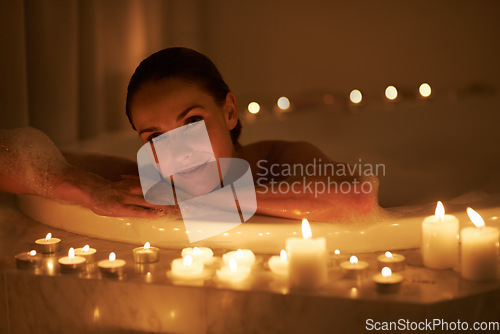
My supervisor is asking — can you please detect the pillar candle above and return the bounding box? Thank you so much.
[461,208,499,281]
[421,201,459,269]
[285,219,327,289]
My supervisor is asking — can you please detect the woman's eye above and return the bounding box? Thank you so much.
[185,116,203,125]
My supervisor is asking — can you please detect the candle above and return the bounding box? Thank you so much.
[421,201,459,269]
[340,256,369,279]
[98,252,126,278]
[170,255,204,279]
[35,233,61,254]
[133,242,159,263]
[15,250,41,269]
[285,219,327,289]
[460,208,499,281]
[377,251,406,272]
[216,258,251,283]
[268,249,289,276]
[181,247,214,264]
[222,249,255,267]
[58,247,86,272]
[74,245,97,263]
[373,267,404,293]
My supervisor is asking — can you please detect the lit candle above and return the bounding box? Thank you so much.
[58,247,86,272]
[373,267,404,293]
[340,256,369,279]
[74,245,97,263]
[222,249,255,267]
[285,218,327,289]
[181,246,214,264]
[461,208,499,281]
[377,251,406,272]
[268,249,289,276]
[35,233,61,254]
[421,201,459,269]
[216,258,251,283]
[15,250,41,269]
[98,252,126,278]
[170,255,204,279]
[133,242,159,263]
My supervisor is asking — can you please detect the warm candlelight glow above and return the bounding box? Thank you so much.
[193,247,201,255]
[82,245,90,252]
[381,267,392,277]
[385,251,393,258]
[302,218,312,239]
[350,89,362,104]
[467,207,485,228]
[385,86,398,100]
[144,242,151,250]
[183,255,193,266]
[229,258,237,272]
[109,252,116,261]
[29,250,37,256]
[68,247,75,258]
[45,233,52,242]
[277,96,290,111]
[248,102,260,114]
[350,256,358,264]
[435,201,445,219]
[334,249,340,255]
[419,83,432,97]
[236,249,243,257]
[280,249,287,260]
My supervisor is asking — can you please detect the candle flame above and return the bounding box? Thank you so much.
[193,247,201,255]
[381,267,392,277]
[302,218,312,239]
[280,249,287,260]
[334,249,340,255]
[68,247,75,258]
[229,258,238,272]
[109,252,116,261]
[349,255,358,264]
[467,207,485,228]
[45,233,52,241]
[236,249,243,257]
[435,201,445,219]
[183,255,193,266]
[385,251,393,258]
[144,242,151,250]
[82,245,90,252]
[29,250,37,256]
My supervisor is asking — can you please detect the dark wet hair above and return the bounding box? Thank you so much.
[126,47,241,146]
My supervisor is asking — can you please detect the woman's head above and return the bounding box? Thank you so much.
[126,47,241,147]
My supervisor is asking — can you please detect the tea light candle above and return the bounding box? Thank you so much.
[181,246,214,264]
[98,252,126,277]
[170,255,204,279]
[373,267,404,293]
[421,201,459,269]
[340,256,369,279]
[377,251,406,272]
[268,249,289,276]
[58,247,86,272]
[222,249,255,267]
[35,233,61,254]
[133,242,159,263]
[74,245,97,263]
[15,250,41,269]
[461,208,500,281]
[216,258,251,283]
[285,219,327,289]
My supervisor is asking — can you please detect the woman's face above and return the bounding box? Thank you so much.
[130,77,239,159]
[129,78,239,196]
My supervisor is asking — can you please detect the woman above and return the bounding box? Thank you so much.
[126,47,379,221]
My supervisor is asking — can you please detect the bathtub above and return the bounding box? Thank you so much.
[17,95,500,253]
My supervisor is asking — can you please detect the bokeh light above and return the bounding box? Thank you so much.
[277,96,290,111]
[419,83,432,97]
[247,102,260,114]
[385,85,398,100]
[349,89,362,104]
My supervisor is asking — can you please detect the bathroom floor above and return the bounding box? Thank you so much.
[1,194,499,334]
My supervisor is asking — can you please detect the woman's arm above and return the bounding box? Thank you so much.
[246,141,380,222]
[0,127,176,218]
